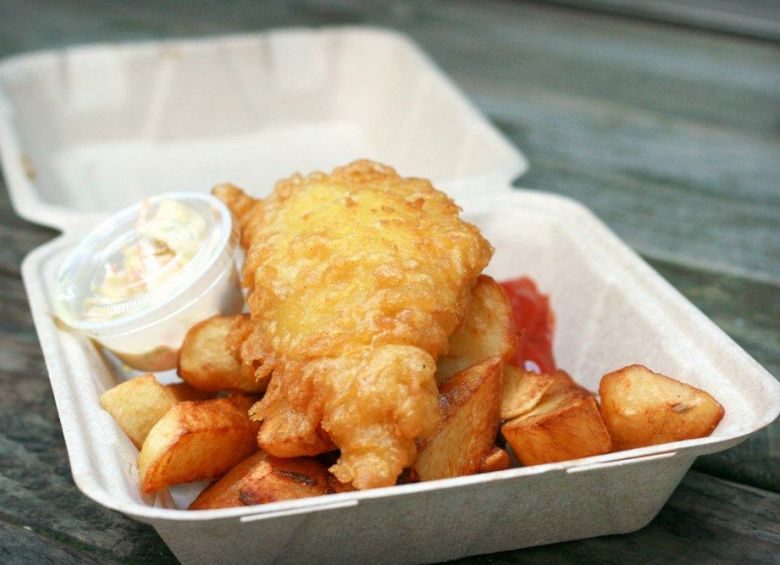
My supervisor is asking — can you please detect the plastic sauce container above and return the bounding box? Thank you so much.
[53,192,243,371]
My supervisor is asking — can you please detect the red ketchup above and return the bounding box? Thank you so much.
[500,277,556,374]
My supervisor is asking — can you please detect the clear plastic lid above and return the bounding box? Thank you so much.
[53,192,238,335]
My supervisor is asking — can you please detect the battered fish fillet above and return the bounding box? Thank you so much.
[214,160,493,489]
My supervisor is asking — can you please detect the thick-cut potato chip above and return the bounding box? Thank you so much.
[414,357,502,481]
[101,374,172,448]
[239,457,329,506]
[165,382,214,403]
[544,369,588,397]
[599,364,724,450]
[138,398,258,493]
[189,452,266,509]
[100,374,212,448]
[178,315,267,393]
[328,474,358,494]
[501,366,555,420]
[190,451,329,509]
[502,372,612,466]
[478,446,510,473]
[436,276,516,384]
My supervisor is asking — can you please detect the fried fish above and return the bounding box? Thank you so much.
[214,160,492,489]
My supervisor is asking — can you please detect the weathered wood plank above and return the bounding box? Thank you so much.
[417,1,780,134]
[539,0,780,42]
[401,3,780,282]
[0,189,54,278]
[0,519,106,564]
[496,107,780,283]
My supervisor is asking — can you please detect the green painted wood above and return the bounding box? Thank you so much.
[537,0,780,42]
[405,4,780,282]
[0,520,105,565]
[0,0,778,562]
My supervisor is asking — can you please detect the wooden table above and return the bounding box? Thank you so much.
[1,1,778,562]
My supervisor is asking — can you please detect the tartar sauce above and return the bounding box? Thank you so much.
[53,192,242,371]
[84,199,207,320]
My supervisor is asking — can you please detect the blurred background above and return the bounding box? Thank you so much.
[0,1,777,563]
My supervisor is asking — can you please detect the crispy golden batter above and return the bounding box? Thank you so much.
[214,160,492,489]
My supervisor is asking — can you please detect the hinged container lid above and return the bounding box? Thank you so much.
[0,27,527,232]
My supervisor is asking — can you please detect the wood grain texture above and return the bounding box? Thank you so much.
[0,520,104,565]
[537,0,780,41]
[411,3,780,282]
[0,0,778,562]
